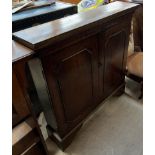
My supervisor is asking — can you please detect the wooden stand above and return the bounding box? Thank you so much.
[12,2,139,150]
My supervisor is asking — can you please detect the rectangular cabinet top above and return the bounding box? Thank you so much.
[13,1,138,51]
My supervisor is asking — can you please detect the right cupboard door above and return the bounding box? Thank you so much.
[99,21,130,99]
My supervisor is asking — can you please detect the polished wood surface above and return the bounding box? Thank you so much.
[24,141,47,155]
[118,0,143,50]
[133,4,143,51]
[42,36,99,136]
[12,1,138,150]
[13,67,48,154]
[12,41,34,63]
[12,119,34,146]
[13,70,30,127]
[13,1,138,50]
[99,19,130,99]
[12,117,47,155]
[40,14,131,140]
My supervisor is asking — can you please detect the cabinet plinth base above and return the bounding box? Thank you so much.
[46,124,82,151]
[114,84,125,96]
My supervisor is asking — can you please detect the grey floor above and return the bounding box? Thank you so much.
[46,77,143,155]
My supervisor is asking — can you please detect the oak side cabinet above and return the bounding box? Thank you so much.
[12,1,138,150]
[12,70,48,155]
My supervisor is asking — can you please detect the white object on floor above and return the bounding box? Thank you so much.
[38,112,48,140]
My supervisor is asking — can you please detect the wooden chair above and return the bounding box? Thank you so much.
[126,20,143,99]
[12,117,48,155]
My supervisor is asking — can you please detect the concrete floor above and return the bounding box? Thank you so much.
[45,77,143,155]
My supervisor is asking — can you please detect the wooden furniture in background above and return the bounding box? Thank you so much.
[132,1,143,51]
[12,1,138,150]
[117,0,143,51]
[126,19,143,99]
[12,118,47,155]
[12,1,77,32]
[13,71,30,127]
[60,0,80,4]
[12,69,48,155]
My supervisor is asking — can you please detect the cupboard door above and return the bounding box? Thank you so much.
[99,22,130,99]
[42,36,98,135]
[13,71,30,127]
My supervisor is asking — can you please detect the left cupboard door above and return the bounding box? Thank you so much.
[41,36,99,136]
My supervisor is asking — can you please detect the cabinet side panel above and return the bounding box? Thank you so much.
[28,58,57,130]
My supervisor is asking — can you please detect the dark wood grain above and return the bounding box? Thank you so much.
[133,3,143,51]
[12,1,138,150]
[13,1,138,50]
[13,64,49,155]
[99,18,130,99]
[23,141,47,155]
[12,70,30,127]
[12,117,47,155]
[12,41,34,63]
[42,36,99,136]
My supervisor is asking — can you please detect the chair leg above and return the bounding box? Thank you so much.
[138,81,143,99]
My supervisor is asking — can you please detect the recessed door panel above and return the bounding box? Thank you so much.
[42,36,98,127]
[56,49,94,121]
[99,22,130,98]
